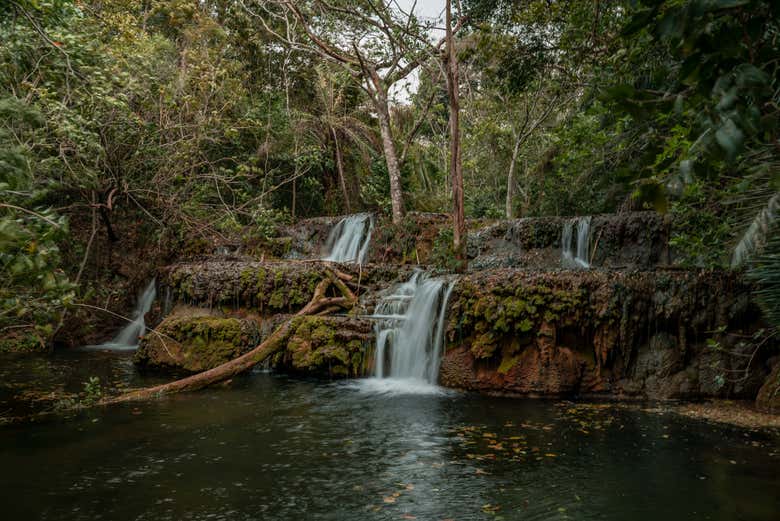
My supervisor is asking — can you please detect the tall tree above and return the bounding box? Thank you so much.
[445,0,466,260]
[248,0,454,223]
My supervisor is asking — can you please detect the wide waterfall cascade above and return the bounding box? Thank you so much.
[323,213,373,264]
[370,272,455,388]
[99,280,156,350]
[562,216,592,269]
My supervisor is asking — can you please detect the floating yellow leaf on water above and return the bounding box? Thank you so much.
[383,496,396,504]
[483,432,496,438]
[545,453,558,457]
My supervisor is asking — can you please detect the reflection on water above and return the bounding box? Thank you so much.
[0,354,778,520]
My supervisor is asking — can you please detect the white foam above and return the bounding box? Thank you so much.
[345,377,453,396]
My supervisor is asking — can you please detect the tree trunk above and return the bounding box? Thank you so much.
[505,131,522,218]
[446,0,466,262]
[291,178,296,219]
[373,86,405,225]
[331,126,351,213]
[103,272,355,405]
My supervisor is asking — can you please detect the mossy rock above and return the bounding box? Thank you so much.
[271,316,373,378]
[135,314,260,373]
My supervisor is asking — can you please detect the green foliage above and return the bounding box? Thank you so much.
[0,94,75,347]
[81,376,102,405]
[669,181,735,266]
[430,228,458,271]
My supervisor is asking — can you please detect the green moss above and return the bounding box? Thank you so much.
[281,317,369,378]
[456,280,590,360]
[254,268,267,303]
[136,315,259,372]
[268,288,285,309]
[498,352,520,374]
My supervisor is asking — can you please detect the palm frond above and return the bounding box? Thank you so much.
[732,191,780,267]
[730,145,780,267]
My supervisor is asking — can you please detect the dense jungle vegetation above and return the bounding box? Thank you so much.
[1,0,778,350]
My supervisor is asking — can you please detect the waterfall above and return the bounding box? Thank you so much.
[371,271,455,385]
[562,216,591,269]
[323,213,373,264]
[100,280,157,350]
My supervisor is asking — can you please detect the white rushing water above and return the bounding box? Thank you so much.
[99,279,157,350]
[562,216,591,269]
[363,271,455,393]
[323,213,373,264]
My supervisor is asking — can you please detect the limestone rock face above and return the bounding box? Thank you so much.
[135,308,260,373]
[441,269,773,399]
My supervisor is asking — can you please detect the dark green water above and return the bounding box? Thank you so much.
[1,351,778,521]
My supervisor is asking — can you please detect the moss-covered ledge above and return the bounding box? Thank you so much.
[442,269,774,400]
[160,259,413,315]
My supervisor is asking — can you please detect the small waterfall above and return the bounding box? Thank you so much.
[323,213,373,264]
[562,216,591,269]
[101,280,156,350]
[371,272,455,386]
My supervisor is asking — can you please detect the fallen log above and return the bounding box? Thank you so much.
[104,271,356,405]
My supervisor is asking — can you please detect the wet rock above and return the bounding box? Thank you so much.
[135,304,375,378]
[270,316,374,378]
[135,307,260,373]
[442,269,775,400]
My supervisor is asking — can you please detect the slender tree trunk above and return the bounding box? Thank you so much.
[373,85,405,224]
[505,131,522,218]
[330,126,351,213]
[291,178,296,219]
[446,0,465,261]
